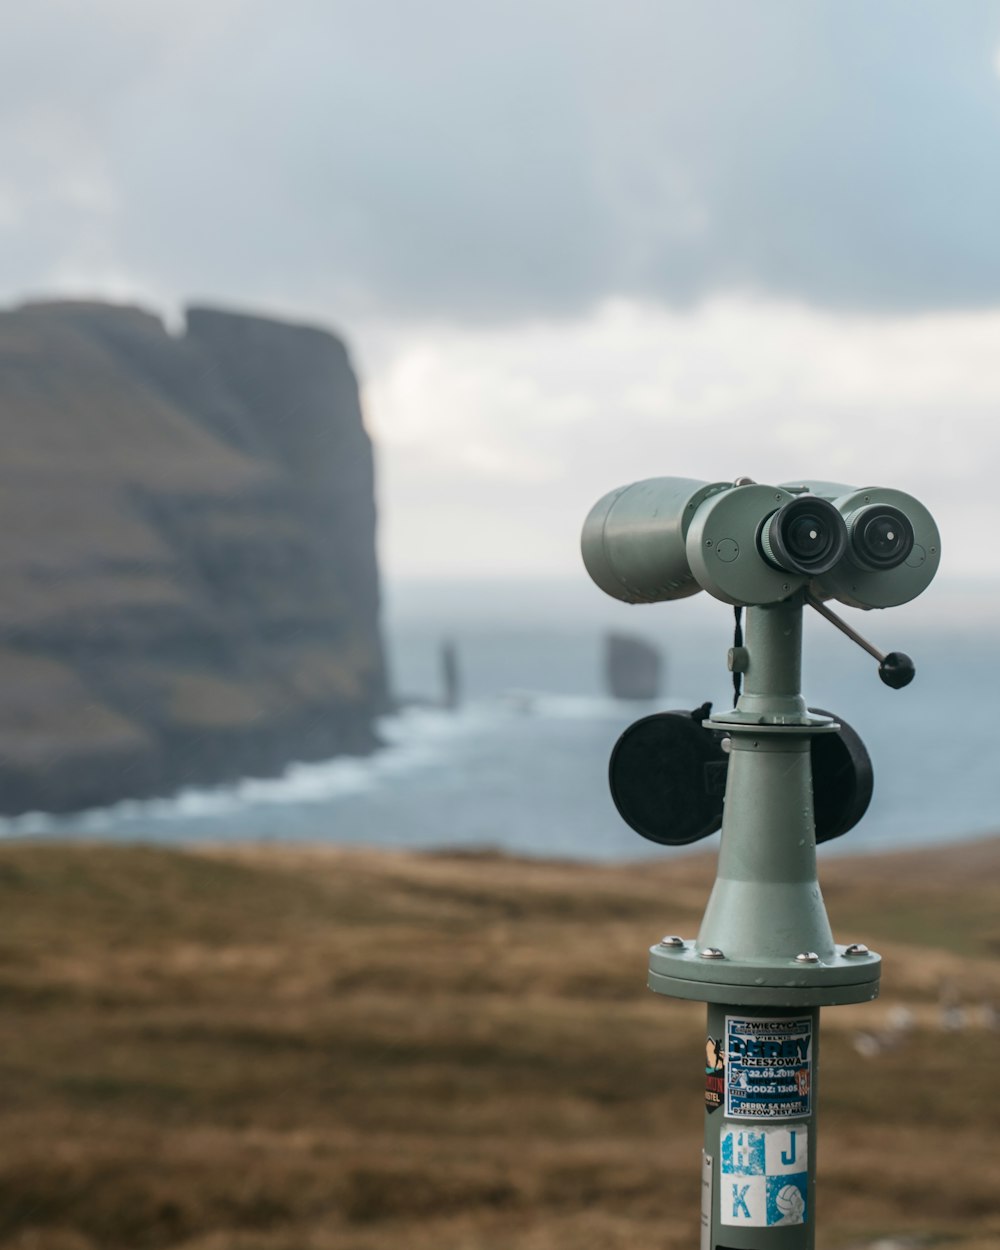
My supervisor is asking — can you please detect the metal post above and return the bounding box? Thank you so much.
[649,595,880,1247]
[703,1004,818,1245]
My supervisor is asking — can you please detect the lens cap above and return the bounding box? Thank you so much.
[609,705,873,846]
[808,708,874,841]
[608,706,727,846]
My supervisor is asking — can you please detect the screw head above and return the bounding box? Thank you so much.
[844,943,871,957]
[795,951,820,964]
[699,947,725,960]
[658,935,684,949]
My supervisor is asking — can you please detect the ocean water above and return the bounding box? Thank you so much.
[4,579,998,861]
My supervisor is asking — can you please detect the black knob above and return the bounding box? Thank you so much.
[878,651,915,688]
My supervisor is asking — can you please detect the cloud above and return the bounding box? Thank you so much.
[361,295,1000,580]
[4,6,998,600]
[2,1,1000,319]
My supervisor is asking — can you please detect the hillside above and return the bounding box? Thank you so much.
[0,838,995,1249]
[0,300,386,814]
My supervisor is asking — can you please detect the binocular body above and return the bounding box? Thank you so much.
[582,476,939,610]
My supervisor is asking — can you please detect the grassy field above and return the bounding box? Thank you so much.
[0,838,997,1249]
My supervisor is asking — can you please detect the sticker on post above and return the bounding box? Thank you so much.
[720,1123,808,1227]
[705,1036,725,1112]
[725,1016,812,1119]
[700,1151,712,1250]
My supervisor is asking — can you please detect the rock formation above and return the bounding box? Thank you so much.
[0,300,387,814]
[604,632,663,701]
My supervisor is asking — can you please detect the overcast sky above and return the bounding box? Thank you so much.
[4,1,1000,590]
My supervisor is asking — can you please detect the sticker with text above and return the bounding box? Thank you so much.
[704,1035,725,1113]
[700,1151,712,1250]
[725,1015,812,1119]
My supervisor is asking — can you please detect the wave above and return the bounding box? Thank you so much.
[0,693,636,837]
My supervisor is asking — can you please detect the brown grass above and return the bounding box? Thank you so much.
[0,839,996,1249]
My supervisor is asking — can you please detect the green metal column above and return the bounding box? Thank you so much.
[648,596,879,1247]
[697,733,835,964]
[702,1004,819,1247]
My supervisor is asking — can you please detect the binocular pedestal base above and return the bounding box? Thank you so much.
[649,938,880,1007]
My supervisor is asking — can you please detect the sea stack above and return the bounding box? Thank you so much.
[604,632,663,701]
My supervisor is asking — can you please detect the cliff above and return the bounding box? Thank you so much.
[0,300,387,814]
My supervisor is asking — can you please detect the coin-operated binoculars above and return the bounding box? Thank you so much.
[582,477,939,1248]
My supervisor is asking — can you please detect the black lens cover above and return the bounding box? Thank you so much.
[808,708,874,841]
[609,706,727,846]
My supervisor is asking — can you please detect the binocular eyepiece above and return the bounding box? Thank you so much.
[760,496,916,577]
[758,496,847,576]
[582,477,938,609]
[845,503,915,569]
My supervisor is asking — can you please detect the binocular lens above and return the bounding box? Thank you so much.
[786,514,832,563]
[759,497,847,576]
[851,505,914,569]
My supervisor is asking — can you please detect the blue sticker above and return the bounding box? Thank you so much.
[725,1016,812,1119]
[720,1128,765,1175]
[720,1124,809,1227]
[766,1175,807,1225]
